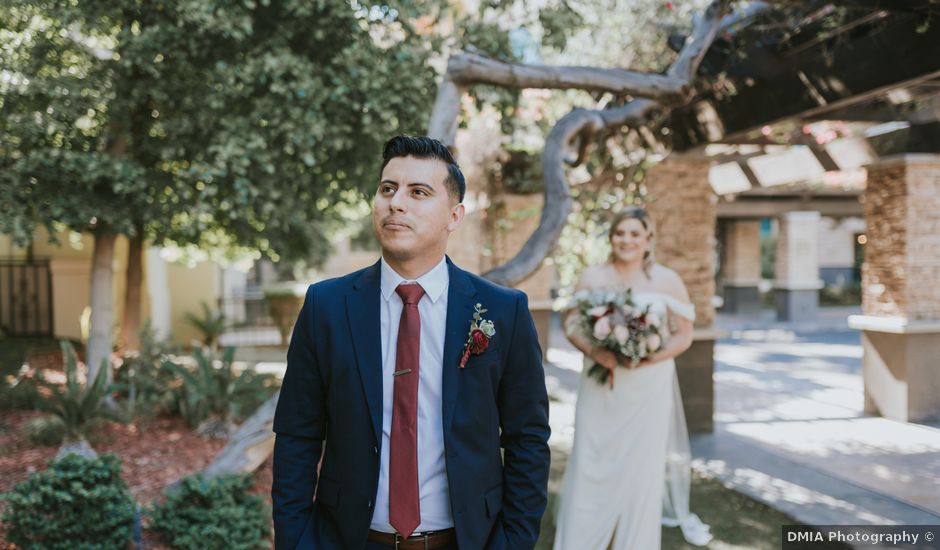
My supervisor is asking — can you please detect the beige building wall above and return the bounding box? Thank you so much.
[166,260,220,345]
[0,226,229,348]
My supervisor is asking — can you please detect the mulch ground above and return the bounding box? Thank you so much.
[0,410,276,549]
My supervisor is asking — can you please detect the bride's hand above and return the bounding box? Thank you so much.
[634,352,662,369]
[591,348,619,371]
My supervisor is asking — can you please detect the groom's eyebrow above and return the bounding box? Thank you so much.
[408,182,435,194]
[381,179,436,194]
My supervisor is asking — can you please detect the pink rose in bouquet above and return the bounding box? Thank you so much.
[569,288,666,388]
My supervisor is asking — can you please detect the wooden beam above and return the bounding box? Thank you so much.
[717,197,863,218]
[671,11,940,149]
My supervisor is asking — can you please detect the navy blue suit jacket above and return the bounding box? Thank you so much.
[272,257,551,549]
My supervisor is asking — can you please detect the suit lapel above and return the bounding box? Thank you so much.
[346,260,383,445]
[442,257,478,436]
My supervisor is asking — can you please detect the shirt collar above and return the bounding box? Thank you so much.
[380,255,449,304]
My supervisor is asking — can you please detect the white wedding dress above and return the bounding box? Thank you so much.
[554,291,712,550]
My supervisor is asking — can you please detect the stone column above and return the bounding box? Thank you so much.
[721,219,762,315]
[848,154,940,423]
[645,156,717,433]
[774,211,823,322]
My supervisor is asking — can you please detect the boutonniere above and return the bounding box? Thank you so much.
[459,303,496,368]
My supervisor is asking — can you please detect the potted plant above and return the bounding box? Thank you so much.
[263,283,306,347]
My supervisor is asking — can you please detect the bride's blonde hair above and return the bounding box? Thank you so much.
[608,206,656,277]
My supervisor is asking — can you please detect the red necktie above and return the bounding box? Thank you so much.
[390,283,425,538]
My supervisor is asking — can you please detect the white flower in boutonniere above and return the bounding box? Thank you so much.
[459,303,495,368]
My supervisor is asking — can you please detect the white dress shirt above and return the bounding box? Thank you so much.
[370,255,454,533]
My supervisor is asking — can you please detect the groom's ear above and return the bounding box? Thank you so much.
[447,202,465,233]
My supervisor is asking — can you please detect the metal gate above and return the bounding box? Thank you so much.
[0,258,54,337]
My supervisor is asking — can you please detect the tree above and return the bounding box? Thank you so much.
[429,0,743,286]
[0,0,443,376]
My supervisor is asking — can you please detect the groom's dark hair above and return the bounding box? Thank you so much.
[380,135,466,203]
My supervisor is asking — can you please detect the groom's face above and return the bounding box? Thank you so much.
[372,155,464,262]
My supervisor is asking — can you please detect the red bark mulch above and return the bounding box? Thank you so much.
[0,410,275,549]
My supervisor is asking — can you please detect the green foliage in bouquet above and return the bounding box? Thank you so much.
[569,288,665,386]
[149,473,270,550]
[0,453,135,550]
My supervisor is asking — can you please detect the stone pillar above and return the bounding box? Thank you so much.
[774,211,823,322]
[848,154,940,423]
[645,156,717,433]
[721,219,762,315]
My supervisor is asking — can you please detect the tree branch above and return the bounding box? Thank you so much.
[446,53,692,103]
[448,1,734,287]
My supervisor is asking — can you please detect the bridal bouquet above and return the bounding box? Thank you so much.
[567,288,665,387]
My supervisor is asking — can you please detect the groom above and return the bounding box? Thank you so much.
[272,135,551,549]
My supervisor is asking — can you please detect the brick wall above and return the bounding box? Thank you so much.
[864,155,940,320]
[644,158,716,328]
[482,193,554,303]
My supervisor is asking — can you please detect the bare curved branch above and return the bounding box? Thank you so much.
[482,109,598,286]
[439,1,733,287]
[446,53,692,103]
[427,75,465,150]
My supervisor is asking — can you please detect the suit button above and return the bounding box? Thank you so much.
[373,446,378,454]
[368,500,373,509]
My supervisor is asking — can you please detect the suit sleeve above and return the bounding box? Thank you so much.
[498,291,551,548]
[272,286,326,549]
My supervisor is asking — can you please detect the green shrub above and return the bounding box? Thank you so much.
[114,321,181,417]
[184,301,227,348]
[0,370,41,411]
[0,453,135,549]
[36,341,125,443]
[164,346,277,435]
[24,414,67,446]
[0,337,58,411]
[149,473,270,550]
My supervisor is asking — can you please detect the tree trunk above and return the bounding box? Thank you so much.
[87,226,117,386]
[121,228,144,351]
[173,393,279,488]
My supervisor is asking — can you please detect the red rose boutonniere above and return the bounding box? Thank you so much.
[459,303,496,368]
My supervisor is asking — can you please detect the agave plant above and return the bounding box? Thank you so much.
[163,346,275,438]
[183,302,227,349]
[114,321,181,418]
[36,341,125,458]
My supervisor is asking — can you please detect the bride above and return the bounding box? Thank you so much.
[553,206,712,549]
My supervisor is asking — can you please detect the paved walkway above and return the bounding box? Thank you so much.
[545,307,940,530]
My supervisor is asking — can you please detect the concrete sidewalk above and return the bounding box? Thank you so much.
[545,307,940,531]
